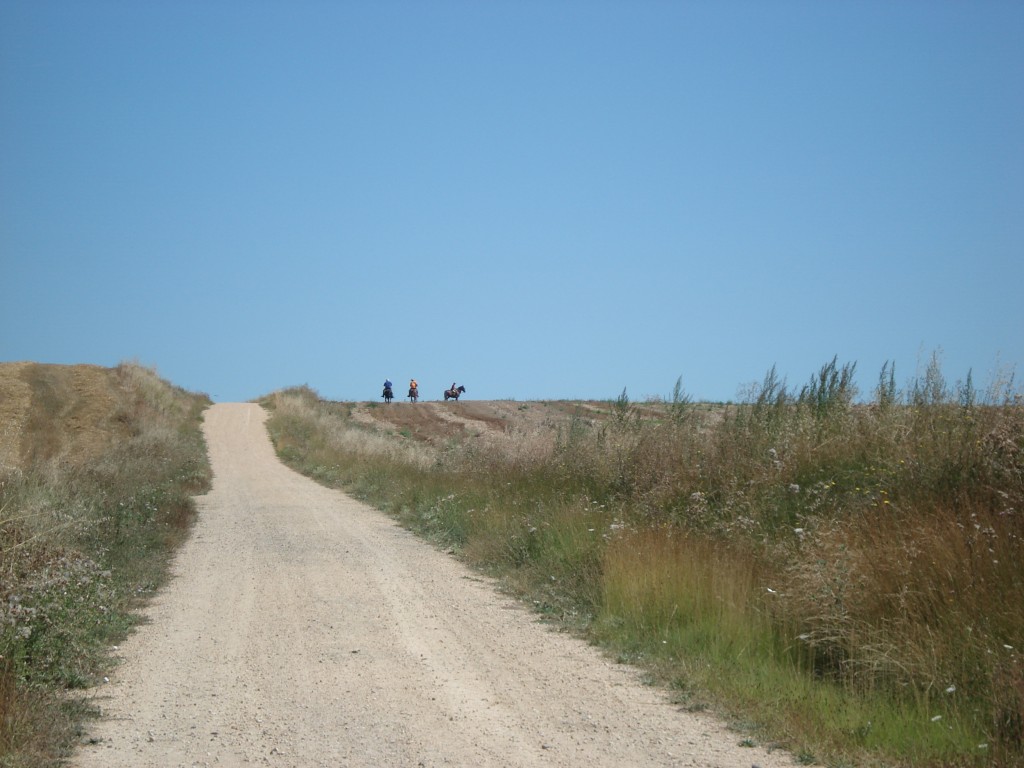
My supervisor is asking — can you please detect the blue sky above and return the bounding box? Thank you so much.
[2,1,1022,403]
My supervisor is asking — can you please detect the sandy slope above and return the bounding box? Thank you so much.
[72,402,793,768]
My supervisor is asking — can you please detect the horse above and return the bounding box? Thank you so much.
[408,387,419,403]
[382,387,394,403]
[444,385,466,401]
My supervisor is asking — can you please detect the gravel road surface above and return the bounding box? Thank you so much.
[73,402,793,768]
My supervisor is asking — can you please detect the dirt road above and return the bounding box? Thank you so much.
[73,402,793,767]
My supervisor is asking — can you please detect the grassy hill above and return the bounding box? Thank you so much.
[0,362,210,767]
[262,366,1023,768]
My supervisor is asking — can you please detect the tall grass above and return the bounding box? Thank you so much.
[0,362,211,767]
[264,358,1022,767]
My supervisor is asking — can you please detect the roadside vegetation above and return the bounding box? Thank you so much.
[263,355,1023,767]
[0,362,211,767]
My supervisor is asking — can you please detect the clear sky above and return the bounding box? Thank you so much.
[2,1,1022,403]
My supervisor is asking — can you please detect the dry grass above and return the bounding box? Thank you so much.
[263,359,1023,767]
[0,362,210,767]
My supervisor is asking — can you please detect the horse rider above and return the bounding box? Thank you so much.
[383,378,393,396]
[409,378,418,396]
[450,382,457,395]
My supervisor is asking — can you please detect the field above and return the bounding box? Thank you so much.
[263,360,1024,767]
[352,397,678,443]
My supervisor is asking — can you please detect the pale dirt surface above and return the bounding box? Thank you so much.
[72,402,795,768]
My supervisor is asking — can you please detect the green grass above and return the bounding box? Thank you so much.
[262,358,1023,768]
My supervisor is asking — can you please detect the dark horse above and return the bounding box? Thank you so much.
[408,387,419,403]
[444,385,466,401]
[382,387,394,403]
